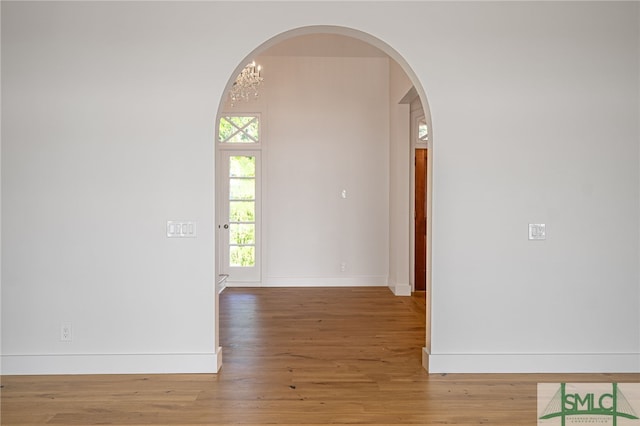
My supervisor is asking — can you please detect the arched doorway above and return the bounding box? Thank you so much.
[214,26,433,371]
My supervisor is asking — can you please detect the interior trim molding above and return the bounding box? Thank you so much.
[215,346,223,373]
[390,283,412,296]
[1,352,221,375]
[243,276,389,287]
[422,347,430,372]
[428,353,640,374]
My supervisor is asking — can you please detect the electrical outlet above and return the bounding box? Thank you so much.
[61,323,72,342]
[340,262,346,272]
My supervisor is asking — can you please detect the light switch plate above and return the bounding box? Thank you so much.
[167,221,197,238]
[528,223,546,240]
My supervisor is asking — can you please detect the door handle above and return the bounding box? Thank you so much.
[223,224,229,229]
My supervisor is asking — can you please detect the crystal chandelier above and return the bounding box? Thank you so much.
[229,61,263,106]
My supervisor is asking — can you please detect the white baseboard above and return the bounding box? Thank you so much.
[251,275,388,287]
[428,353,640,374]
[390,283,412,296]
[4,350,636,375]
[1,352,222,375]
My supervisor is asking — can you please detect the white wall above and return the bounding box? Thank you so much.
[1,1,220,373]
[256,56,390,286]
[424,1,640,372]
[2,1,639,374]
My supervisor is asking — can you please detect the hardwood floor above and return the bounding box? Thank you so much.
[1,287,638,425]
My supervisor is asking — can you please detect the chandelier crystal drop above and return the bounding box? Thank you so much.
[229,61,263,106]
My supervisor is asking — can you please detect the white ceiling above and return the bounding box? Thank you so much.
[259,33,389,58]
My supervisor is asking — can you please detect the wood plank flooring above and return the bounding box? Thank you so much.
[1,287,638,425]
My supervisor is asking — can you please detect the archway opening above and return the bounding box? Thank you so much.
[214,26,433,371]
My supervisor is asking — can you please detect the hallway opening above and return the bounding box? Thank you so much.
[214,26,433,371]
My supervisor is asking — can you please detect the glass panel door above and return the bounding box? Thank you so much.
[220,151,260,282]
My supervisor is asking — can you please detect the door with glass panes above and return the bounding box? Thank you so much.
[219,151,260,282]
[218,115,261,283]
